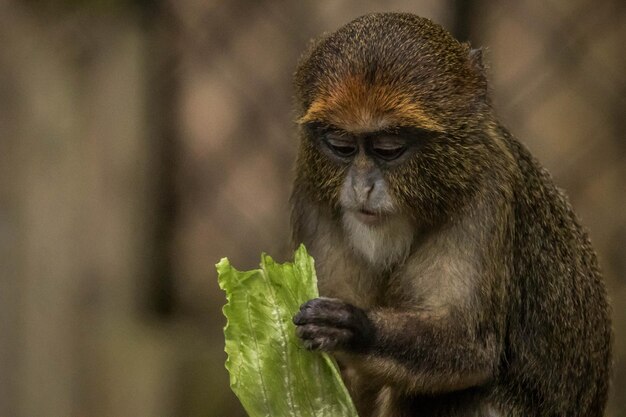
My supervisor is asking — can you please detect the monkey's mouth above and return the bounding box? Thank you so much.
[354,208,383,225]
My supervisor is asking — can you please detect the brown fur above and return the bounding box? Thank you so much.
[291,13,612,417]
[299,74,444,132]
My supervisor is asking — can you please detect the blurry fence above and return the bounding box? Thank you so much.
[0,1,624,416]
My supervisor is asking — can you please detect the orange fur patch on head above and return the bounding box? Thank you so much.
[299,75,443,132]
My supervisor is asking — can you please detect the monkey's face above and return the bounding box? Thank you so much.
[294,14,495,225]
[293,13,500,266]
[299,121,442,266]
[295,93,496,262]
[304,122,425,222]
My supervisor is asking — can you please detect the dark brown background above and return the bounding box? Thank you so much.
[0,1,624,416]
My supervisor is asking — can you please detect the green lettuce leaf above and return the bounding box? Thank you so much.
[216,245,358,417]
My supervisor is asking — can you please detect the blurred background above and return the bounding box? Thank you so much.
[0,0,624,416]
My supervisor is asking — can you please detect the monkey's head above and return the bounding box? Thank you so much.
[293,13,504,263]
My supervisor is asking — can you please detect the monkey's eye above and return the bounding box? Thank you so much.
[370,145,406,160]
[369,138,407,161]
[324,136,357,158]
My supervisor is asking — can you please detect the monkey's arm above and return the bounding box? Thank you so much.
[294,297,500,394]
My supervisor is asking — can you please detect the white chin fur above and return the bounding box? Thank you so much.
[342,212,413,269]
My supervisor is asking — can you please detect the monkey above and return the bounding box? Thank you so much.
[289,12,612,417]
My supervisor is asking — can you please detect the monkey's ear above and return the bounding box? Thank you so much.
[467,47,489,100]
[468,47,486,78]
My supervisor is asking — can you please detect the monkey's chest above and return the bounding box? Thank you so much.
[314,250,390,309]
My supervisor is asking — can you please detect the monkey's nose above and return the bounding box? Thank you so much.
[352,182,374,202]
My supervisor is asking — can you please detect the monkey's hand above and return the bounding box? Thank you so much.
[293,297,375,353]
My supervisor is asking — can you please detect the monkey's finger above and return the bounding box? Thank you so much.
[295,324,352,351]
[299,296,345,311]
[294,297,351,324]
[295,323,352,339]
[294,297,367,330]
